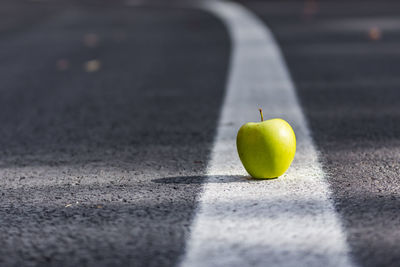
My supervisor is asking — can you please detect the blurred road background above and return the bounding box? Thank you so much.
[0,0,399,266]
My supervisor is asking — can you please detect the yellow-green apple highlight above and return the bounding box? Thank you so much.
[236,109,296,179]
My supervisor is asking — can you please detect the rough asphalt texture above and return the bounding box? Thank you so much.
[1,0,400,267]
[241,1,400,266]
[0,1,229,266]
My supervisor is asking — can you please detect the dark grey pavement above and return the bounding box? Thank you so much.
[0,1,228,266]
[241,1,400,266]
[1,0,400,267]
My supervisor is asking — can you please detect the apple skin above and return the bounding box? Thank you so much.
[236,118,296,179]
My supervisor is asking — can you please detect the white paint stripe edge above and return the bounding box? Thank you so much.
[179,1,357,267]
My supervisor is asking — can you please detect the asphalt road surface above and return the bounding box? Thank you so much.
[0,0,399,267]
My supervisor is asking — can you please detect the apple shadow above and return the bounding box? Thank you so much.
[151,175,277,184]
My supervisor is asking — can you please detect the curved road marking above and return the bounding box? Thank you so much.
[179,1,357,267]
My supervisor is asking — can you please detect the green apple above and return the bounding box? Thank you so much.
[236,109,296,179]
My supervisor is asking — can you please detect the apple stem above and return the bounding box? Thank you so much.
[259,108,264,122]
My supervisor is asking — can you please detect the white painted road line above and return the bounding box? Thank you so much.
[179,1,357,267]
